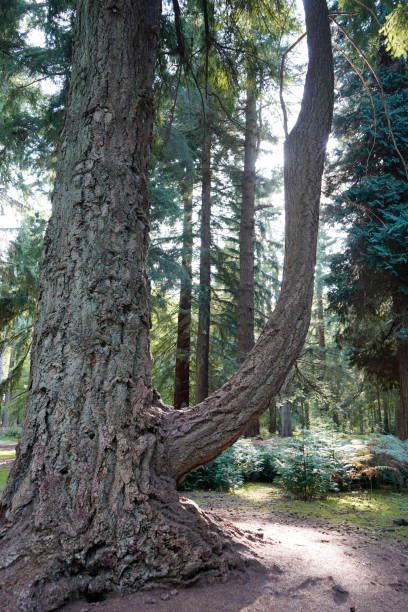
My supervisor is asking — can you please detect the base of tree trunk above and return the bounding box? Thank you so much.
[0,492,255,611]
[243,418,260,437]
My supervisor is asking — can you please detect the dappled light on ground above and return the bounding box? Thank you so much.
[190,483,408,543]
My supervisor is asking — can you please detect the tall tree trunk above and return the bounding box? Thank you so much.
[239,82,259,437]
[2,349,13,428]
[0,328,7,421]
[0,1,333,608]
[269,398,277,434]
[195,126,212,403]
[316,280,326,380]
[395,302,408,439]
[174,184,193,408]
[384,394,390,433]
[359,405,364,434]
[376,385,382,429]
[280,401,292,437]
[0,328,7,384]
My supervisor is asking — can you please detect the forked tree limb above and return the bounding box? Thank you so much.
[164,0,334,481]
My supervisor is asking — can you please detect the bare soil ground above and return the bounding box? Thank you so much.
[64,489,408,612]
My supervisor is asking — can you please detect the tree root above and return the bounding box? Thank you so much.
[0,497,261,611]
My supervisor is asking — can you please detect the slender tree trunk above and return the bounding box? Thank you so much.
[0,328,7,384]
[0,1,333,607]
[239,82,259,436]
[384,395,390,433]
[316,281,326,380]
[174,184,193,408]
[269,398,277,434]
[0,328,7,422]
[195,126,212,403]
[280,401,292,437]
[238,84,257,363]
[303,399,310,429]
[376,385,382,430]
[2,349,13,428]
[359,405,364,434]
[395,304,408,439]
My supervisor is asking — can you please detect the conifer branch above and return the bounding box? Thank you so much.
[331,41,377,174]
[330,16,408,181]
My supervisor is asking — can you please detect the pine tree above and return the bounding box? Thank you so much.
[326,40,408,438]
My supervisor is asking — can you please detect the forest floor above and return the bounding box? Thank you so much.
[2,442,408,611]
[66,484,408,612]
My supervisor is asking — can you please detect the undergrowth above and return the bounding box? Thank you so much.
[180,430,408,499]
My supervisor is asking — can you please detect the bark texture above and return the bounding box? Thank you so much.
[0,0,333,608]
[174,185,193,408]
[195,126,212,403]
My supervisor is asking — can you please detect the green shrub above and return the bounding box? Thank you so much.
[248,445,278,483]
[0,425,22,439]
[276,431,351,500]
[179,440,278,492]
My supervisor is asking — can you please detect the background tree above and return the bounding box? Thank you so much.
[325,21,408,439]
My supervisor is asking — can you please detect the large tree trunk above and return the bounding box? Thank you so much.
[174,183,193,408]
[239,81,259,437]
[195,125,212,403]
[0,1,333,608]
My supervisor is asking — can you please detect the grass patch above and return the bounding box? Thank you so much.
[0,467,10,491]
[0,449,16,460]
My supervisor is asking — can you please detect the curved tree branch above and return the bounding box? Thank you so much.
[163,0,334,481]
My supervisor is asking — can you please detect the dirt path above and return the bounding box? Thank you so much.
[64,491,408,612]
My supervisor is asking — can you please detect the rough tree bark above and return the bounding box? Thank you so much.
[0,0,333,608]
[195,125,212,403]
[174,183,194,408]
[239,80,259,437]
